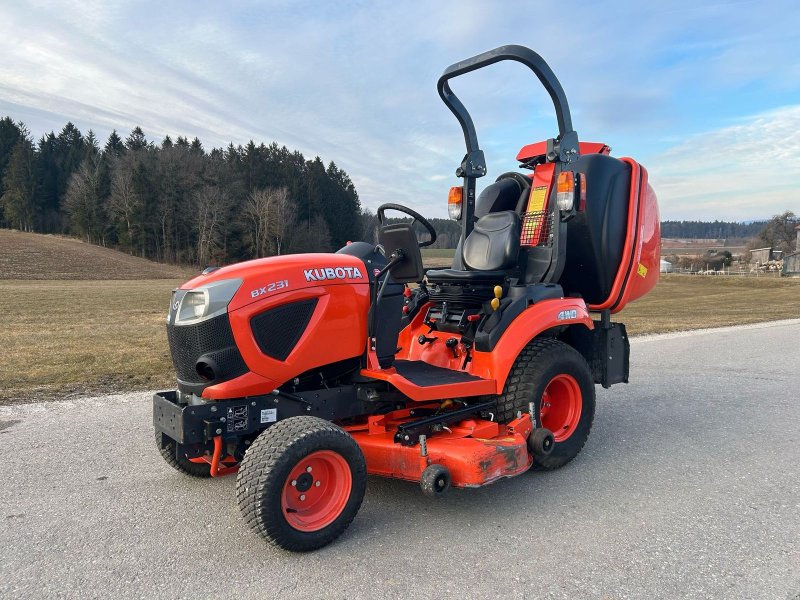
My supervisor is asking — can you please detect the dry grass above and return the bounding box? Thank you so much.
[0,229,195,280]
[0,279,180,403]
[621,274,800,335]
[1,274,797,404]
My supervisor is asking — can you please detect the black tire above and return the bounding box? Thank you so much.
[236,416,366,552]
[420,464,451,498]
[497,338,595,470]
[155,431,212,478]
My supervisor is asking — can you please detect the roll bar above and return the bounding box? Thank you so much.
[437,45,579,165]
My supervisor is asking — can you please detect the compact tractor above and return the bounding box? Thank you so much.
[154,45,660,551]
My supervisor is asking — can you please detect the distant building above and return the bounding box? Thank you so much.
[660,259,673,273]
[749,247,773,264]
[784,252,800,275]
[782,225,800,276]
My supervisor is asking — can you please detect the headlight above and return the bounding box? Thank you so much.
[171,278,243,325]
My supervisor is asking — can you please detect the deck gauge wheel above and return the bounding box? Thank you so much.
[420,464,452,498]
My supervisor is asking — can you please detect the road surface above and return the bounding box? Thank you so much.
[2,321,799,599]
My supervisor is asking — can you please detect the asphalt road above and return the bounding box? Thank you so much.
[2,321,799,600]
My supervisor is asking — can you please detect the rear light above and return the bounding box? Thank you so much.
[577,173,587,212]
[556,171,575,211]
[448,186,463,220]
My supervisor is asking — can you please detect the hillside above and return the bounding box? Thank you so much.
[0,229,196,280]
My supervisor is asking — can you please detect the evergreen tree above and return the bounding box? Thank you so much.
[125,127,149,152]
[104,130,125,157]
[1,136,39,231]
[0,117,23,222]
[84,130,100,159]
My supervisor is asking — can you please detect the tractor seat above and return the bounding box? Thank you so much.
[427,210,520,285]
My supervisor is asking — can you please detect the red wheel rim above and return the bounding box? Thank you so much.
[281,450,352,532]
[540,374,582,443]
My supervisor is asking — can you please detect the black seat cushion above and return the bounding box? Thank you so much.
[425,268,507,284]
[462,211,520,271]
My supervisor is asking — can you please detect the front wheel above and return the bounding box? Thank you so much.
[236,416,366,552]
[155,431,212,478]
[497,338,595,470]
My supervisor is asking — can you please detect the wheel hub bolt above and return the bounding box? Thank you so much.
[291,480,297,487]
[306,466,312,473]
[300,494,306,501]
[315,481,321,487]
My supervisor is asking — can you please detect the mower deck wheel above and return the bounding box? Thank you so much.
[236,416,366,552]
[420,464,451,498]
[528,427,555,457]
[155,431,212,478]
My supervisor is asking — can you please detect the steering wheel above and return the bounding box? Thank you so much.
[376,203,437,248]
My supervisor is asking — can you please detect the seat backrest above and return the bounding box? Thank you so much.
[462,211,520,271]
[377,223,424,283]
[475,176,527,218]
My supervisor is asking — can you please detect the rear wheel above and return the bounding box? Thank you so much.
[155,431,212,478]
[236,416,366,552]
[497,338,595,470]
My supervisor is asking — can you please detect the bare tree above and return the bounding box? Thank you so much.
[194,185,223,266]
[244,188,271,258]
[266,187,293,255]
[63,158,102,243]
[244,187,294,257]
[108,156,140,251]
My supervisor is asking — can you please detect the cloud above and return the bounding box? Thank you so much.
[648,105,800,220]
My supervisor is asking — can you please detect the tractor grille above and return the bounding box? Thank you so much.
[166,314,248,384]
[251,298,318,360]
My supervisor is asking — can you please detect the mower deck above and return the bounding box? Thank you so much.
[344,406,534,488]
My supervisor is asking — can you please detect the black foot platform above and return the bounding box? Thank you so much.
[392,360,482,387]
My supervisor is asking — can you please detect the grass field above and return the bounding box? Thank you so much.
[0,229,195,280]
[421,248,456,267]
[2,274,798,403]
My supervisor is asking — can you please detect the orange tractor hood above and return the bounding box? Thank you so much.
[180,253,370,313]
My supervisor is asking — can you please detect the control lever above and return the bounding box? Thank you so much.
[445,337,459,358]
[418,335,436,345]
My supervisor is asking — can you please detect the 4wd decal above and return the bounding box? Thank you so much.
[304,266,364,282]
[557,309,578,320]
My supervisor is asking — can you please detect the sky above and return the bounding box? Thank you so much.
[0,0,798,221]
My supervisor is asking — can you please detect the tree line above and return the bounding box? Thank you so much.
[0,117,363,264]
[1,115,791,264]
[660,220,767,240]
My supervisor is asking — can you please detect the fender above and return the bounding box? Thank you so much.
[469,297,593,393]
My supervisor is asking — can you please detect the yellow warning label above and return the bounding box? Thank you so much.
[637,263,648,278]
[526,186,548,213]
